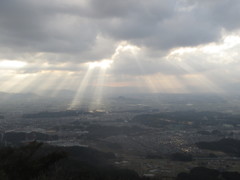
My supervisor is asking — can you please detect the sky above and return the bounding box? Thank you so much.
[1,0,240,101]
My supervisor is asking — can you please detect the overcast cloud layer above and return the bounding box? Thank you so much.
[1,0,240,94]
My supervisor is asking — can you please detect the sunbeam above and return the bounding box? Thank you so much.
[69,66,94,109]
[50,72,75,97]
[89,68,107,111]
[8,74,38,93]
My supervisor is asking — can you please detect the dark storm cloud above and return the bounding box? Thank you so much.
[1,0,240,65]
[94,0,238,50]
[191,0,240,30]
[0,0,99,57]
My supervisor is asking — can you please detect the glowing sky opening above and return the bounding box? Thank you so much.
[87,60,113,70]
[0,60,27,69]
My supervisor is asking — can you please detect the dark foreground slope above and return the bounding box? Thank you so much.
[1,141,240,180]
[177,167,240,180]
[196,138,240,156]
[0,141,147,180]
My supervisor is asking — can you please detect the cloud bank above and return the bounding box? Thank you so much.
[1,0,240,94]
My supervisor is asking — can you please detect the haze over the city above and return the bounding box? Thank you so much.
[1,0,240,102]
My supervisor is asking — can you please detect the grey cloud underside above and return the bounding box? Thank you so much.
[1,0,240,74]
